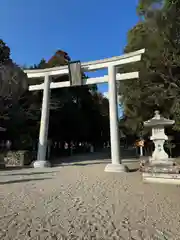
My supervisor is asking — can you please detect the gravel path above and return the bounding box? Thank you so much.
[0,160,180,239]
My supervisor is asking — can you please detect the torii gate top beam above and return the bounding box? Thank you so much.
[24,49,145,79]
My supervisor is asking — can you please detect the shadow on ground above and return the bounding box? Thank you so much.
[128,168,139,172]
[52,148,138,165]
[60,162,106,167]
[0,149,140,174]
[57,158,140,172]
[0,177,52,185]
[2,171,59,176]
[0,166,32,171]
[53,151,110,164]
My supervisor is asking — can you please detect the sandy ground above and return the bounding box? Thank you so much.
[0,157,180,240]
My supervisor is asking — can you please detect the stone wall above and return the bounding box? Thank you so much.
[0,153,5,169]
[3,150,32,167]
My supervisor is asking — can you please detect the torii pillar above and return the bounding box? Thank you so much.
[104,65,127,172]
[34,74,51,168]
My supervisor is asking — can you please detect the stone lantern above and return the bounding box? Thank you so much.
[144,110,174,164]
[142,111,180,184]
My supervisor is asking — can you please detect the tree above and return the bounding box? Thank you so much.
[0,39,35,149]
[119,0,180,135]
[47,50,71,67]
[0,40,110,151]
[0,39,28,98]
[27,50,110,150]
[0,39,10,64]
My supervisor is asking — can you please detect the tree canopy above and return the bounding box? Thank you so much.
[0,39,34,148]
[119,0,180,135]
[31,51,110,145]
[0,42,110,151]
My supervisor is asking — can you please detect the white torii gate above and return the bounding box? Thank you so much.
[24,49,145,172]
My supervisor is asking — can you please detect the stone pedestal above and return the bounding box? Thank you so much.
[105,163,128,173]
[141,158,180,184]
[33,160,51,168]
[141,156,180,184]
[143,173,180,184]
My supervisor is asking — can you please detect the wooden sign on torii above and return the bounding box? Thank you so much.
[24,49,145,172]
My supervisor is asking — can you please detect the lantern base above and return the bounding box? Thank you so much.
[149,157,175,166]
[143,173,180,185]
[141,160,180,184]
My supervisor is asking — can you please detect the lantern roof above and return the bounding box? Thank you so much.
[144,111,174,127]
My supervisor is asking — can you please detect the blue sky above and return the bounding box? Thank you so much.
[0,0,139,108]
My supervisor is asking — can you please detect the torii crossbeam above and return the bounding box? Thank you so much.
[24,49,145,172]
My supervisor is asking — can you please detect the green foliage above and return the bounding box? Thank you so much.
[0,39,28,99]
[47,50,70,67]
[137,0,163,16]
[23,49,110,147]
[119,0,180,135]
[0,39,38,148]
[0,40,110,150]
[0,39,10,64]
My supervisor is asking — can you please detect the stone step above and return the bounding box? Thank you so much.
[143,172,180,184]
[143,166,180,174]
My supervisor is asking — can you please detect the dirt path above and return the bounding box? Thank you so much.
[0,160,180,239]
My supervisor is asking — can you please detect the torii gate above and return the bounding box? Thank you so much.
[24,49,145,172]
